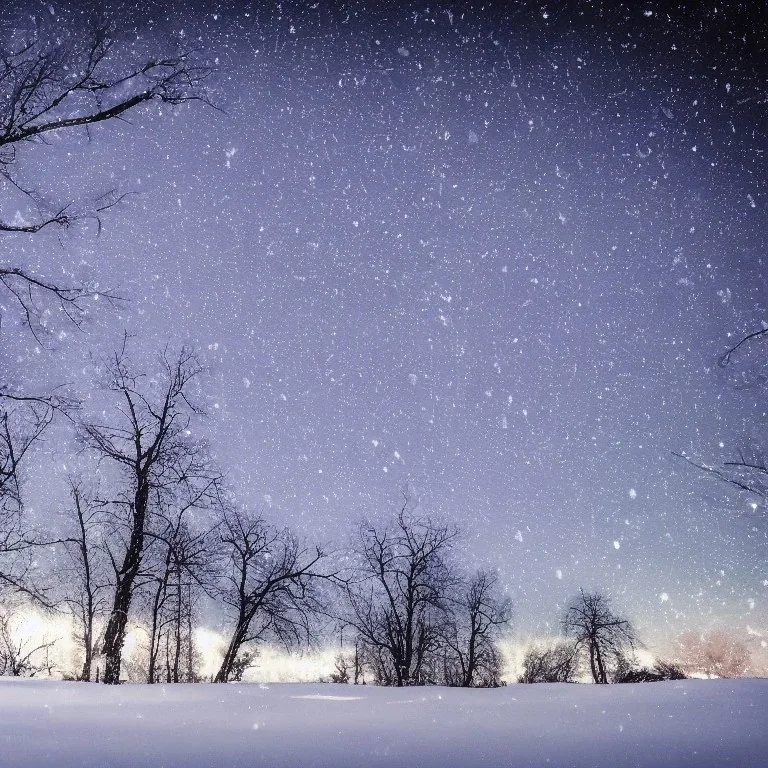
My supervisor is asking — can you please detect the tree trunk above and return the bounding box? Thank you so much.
[102,488,148,685]
[464,626,477,687]
[594,644,607,684]
[147,578,166,683]
[215,622,247,683]
[79,607,94,681]
[172,574,182,684]
[75,490,95,682]
[102,575,134,685]
[185,584,194,682]
[589,643,600,683]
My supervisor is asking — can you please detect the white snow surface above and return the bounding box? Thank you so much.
[1,679,766,767]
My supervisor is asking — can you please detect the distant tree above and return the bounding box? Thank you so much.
[327,653,351,684]
[325,638,366,685]
[58,480,110,681]
[611,653,687,683]
[213,505,329,684]
[443,570,511,687]
[562,590,637,684]
[0,10,209,602]
[342,496,459,686]
[79,341,220,684]
[518,641,581,684]
[0,608,56,677]
[143,496,214,685]
[652,660,688,681]
[228,649,258,682]
[675,629,751,678]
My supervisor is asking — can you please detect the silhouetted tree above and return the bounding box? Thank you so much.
[58,480,110,681]
[0,12,210,243]
[611,653,687,683]
[518,641,581,684]
[228,649,257,682]
[675,326,768,519]
[0,395,69,603]
[144,504,213,684]
[443,570,511,687]
[0,10,209,602]
[652,660,688,680]
[326,638,366,685]
[213,506,329,683]
[343,496,459,686]
[562,590,636,684]
[80,341,220,684]
[327,653,351,684]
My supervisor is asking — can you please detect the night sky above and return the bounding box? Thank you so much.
[5,1,768,645]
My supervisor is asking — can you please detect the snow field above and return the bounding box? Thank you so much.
[1,678,766,767]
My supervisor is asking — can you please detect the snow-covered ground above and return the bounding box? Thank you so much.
[2,678,766,767]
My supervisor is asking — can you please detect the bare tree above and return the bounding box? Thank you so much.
[144,505,213,684]
[0,11,210,601]
[442,570,511,687]
[0,12,209,342]
[518,641,581,684]
[325,637,366,685]
[0,608,56,677]
[611,653,687,683]
[0,396,57,602]
[674,629,751,678]
[674,326,768,515]
[343,496,459,686]
[0,13,210,241]
[562,590,637,684]
[58,480,110,681]
[213,505,329,684]
[79,341,220,684]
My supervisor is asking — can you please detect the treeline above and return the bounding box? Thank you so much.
[2,357,512,687]
[0,338,758,686]
[1,339,756,686]
[516,616,757,684]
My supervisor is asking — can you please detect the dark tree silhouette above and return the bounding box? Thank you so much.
[562,590,636,684]
[611,653,686,683]
[79,341,220,684]
[675,325,768,514]
[213,505,329,684]
[0,399,52,600]
[59,480,110,681]
[518,641,581,684]
[0,12,209,339]
[144,501,213,684]
[0,13,210,239]
[0,11,209,601]
[443,569,511,687]
[343,496,459,686]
